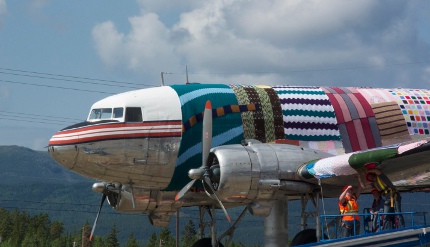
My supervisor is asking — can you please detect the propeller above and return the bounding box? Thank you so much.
[89,193,106,241]
[175,100,231,222]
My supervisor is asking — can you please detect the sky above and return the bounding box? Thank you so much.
[0,0,430,151]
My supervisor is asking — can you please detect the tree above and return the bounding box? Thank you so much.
[181,220,198,247]
[146,232,158,247]
[9,209,29,246]
[50,220,64,240]
[0,208,12,241]
[126,232,140,247]
[106,223,120,247]
[158,227,175,247]
[91,235,106,247]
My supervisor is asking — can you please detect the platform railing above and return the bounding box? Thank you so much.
[319,211,427,241]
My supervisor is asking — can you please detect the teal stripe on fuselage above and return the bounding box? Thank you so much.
[166,84,244,190]
[175,126,243,167]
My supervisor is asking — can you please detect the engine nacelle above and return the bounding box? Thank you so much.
[211,143,332,204]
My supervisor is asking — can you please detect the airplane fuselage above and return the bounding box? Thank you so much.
[48,84,430,224]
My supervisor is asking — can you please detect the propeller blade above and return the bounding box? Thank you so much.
[175,179,197,201]
[203,176,231,222]
[89,193,106,241]
[202,100,212,167]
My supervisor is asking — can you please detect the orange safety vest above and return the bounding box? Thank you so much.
[339,194,359,221]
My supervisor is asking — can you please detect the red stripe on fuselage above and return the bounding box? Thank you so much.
[49,121,182,146]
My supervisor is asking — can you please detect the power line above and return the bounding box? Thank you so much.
[0,79,115,94]
[186,60,430,75]
[0,116,72,126]
[0,71,142,89]
[0,113,80,125]
[0,110,82,121]
[0,67,154,88]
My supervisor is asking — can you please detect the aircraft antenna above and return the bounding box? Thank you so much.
[186,65,189,84]
[160,72,171,86]
[160,72,165,86]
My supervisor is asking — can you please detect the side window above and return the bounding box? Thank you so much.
[89,109,102,120]
[100,108,112,119]
[113,107,124,119]
[89,108,112,120]
[125,107,142,122]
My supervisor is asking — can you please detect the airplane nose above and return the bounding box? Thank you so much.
[48,144,78,170]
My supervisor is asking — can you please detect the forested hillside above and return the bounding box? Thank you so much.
[0,146,265,246]
[0,145,429,246]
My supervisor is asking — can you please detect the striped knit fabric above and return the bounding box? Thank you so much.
[231,85,284,142]
[371,101,411,144]
[273,86,340,141]
[322,87,381,153]
[357,88,397,104]
[167,84,244,190]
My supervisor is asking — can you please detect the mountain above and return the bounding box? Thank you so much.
[0,145,87,184]
[0,145,428,246]
[0,145,266,245]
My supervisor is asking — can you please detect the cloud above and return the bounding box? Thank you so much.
[92,13,181,77]
[29,0,49,10]
[92,0,430,87]
[0,0,6,28]
[0,0,6,15]
[0,85,9,98]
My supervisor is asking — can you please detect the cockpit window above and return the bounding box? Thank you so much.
[113,108,123,118]
[125,107,142,122]
[89,108,112,120]
[89,107,124,121]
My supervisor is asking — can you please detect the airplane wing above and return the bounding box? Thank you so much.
[298,138,430,193]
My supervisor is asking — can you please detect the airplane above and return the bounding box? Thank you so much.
[48,83,430,247]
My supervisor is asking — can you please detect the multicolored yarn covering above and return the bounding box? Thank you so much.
[370,102,411,145]
[389,89,430,135]
[303,140,429,179]
[357,88,397,104]
[273,86,340,141]
[231,85,284,142]
[182,103,259,132]
[298,140,345,155]
[322,87,381,153]
[164,84,430,188]
[167,84,244,190]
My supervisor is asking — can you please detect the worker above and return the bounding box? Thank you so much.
[339,184,362,237]
[369,188,385,232]
[358,169,405,230]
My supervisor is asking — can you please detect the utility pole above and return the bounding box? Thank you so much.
[176,210,179,247]
[82,225,91,247]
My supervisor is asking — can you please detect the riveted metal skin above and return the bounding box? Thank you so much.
[211,143,332,206]
[49,137,180,189]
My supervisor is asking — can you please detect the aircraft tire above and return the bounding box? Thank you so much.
[191,238,224,247]
[290,228,322,246]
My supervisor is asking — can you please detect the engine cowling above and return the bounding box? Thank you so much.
[210,142,332,204]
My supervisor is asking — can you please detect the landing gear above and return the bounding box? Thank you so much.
[193,205,224,247]
[290,229,318,246]
[291,192,325,246]
[192,204,248,247]
[192,238,225,247]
